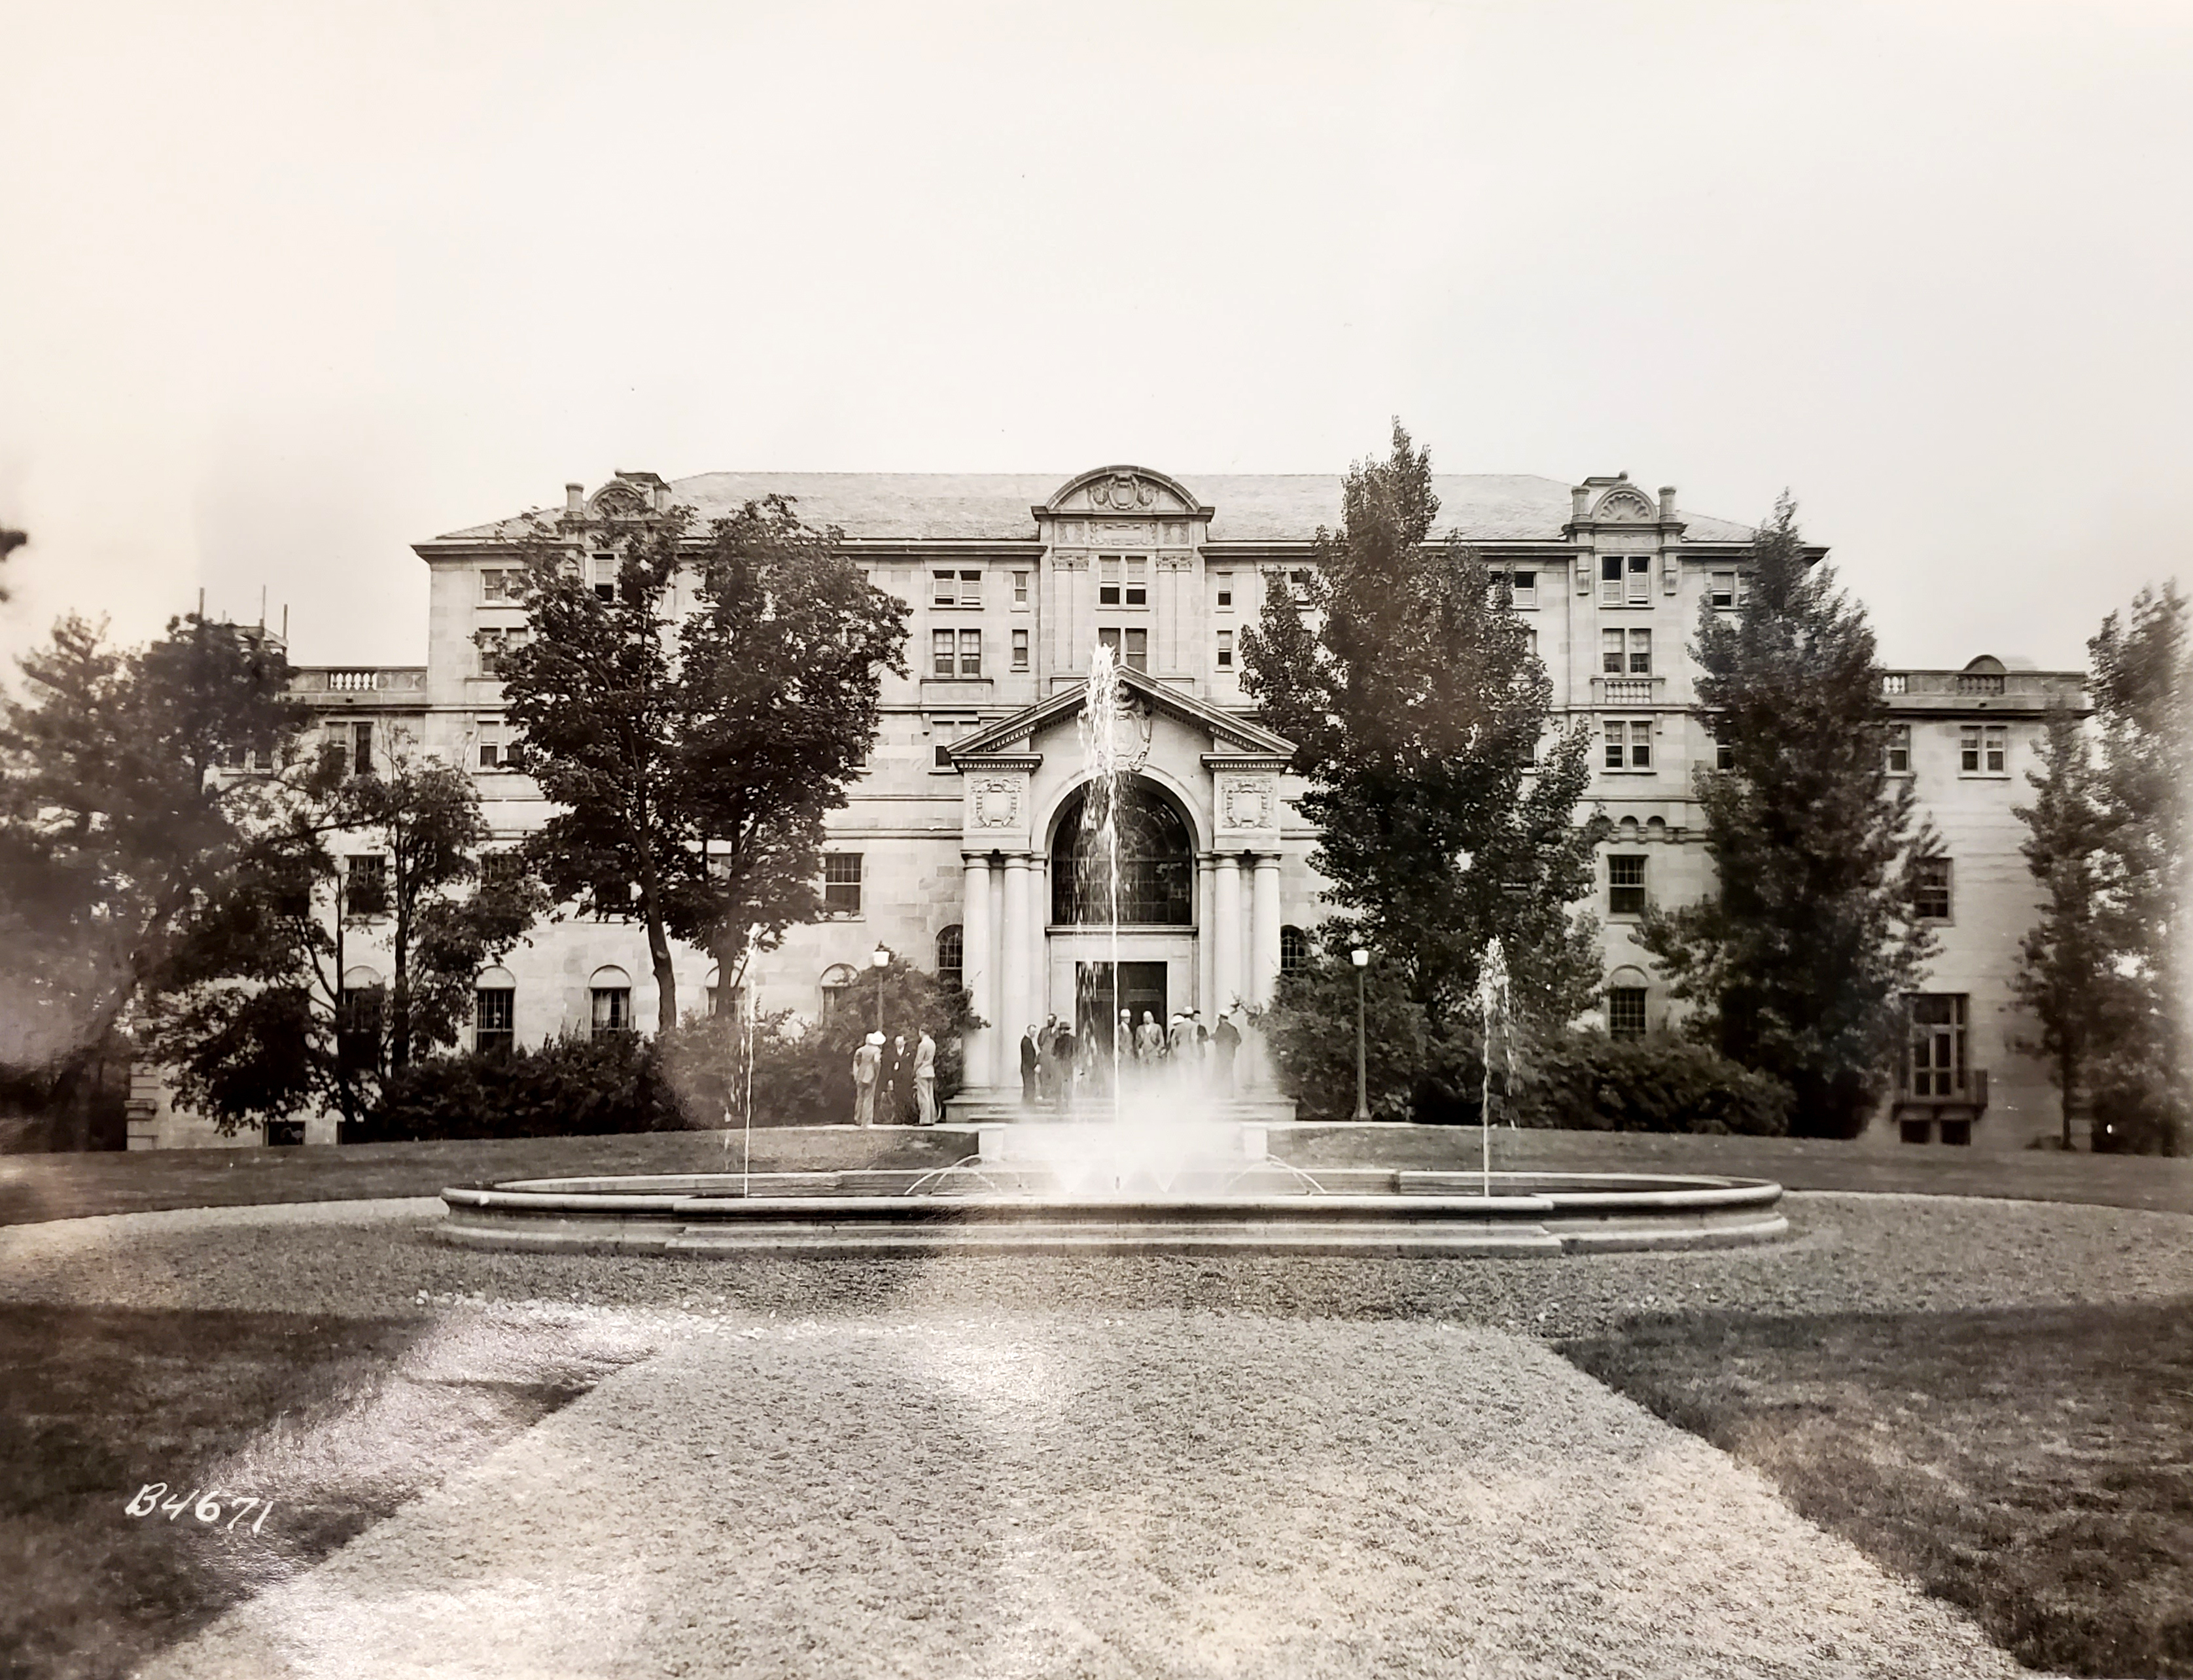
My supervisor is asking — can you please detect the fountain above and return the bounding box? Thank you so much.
[436,640,1789,1258]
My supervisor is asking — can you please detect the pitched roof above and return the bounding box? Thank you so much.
[434,471,1756,546]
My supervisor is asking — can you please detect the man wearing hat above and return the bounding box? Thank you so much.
[852,1030,883,1127]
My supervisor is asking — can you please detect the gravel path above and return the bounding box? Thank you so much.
[9,1193,2188,1678]
[134,1312,2031,1680]
[2,1193,2185,1339]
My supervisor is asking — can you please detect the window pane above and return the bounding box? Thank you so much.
[1887,724,1910,773]
[1604,722,1624,769]
[958,629,981,677]
[1125,557,1147,606]
[1959,726,1980,772]
[1011,628,1028,671]
[1012,570,1028,604]
[1216,629,1233,669]
[1629,630,1651,674]
[1602,629,1624,673]
[1710,570,1735,608]
[824,853,863,915]
[1215,570,1233,607]
[1099,557,1121,605]
[1985,726,2007,773]
[932,629,955,676]
[1608,987,1647,1041]
[932,570,955,606]
[1609,855,1646,915]
[1627,555,1650,604]
[1124,629,1148,672]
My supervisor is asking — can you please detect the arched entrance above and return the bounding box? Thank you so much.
[1048,777,1196,1045]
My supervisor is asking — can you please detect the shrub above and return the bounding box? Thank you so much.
[359,1030,687,1142]
[2086,1046,2186,1155]
[1511,1030,1793,1136]
[1263,952,1430,1121]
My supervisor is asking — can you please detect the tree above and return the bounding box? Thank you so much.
[2081,584,2189,1152]
[1239,422,1609,1113]
[0,613,300,1143]
[2010,705,2114,1145]
[499,497,907,1034]
[145,737,542,1132]
[1636,496,1940,1139]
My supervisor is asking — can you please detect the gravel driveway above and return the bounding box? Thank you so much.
[8,1192,2188,1678]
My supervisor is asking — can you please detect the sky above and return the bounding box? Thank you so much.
[3,0,2189,673]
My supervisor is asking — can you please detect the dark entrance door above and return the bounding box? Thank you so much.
[1076,961,1167,1055]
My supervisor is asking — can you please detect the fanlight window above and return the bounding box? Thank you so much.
[1049,782,1193,926]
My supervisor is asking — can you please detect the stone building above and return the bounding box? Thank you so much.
[129,466,2085,1150]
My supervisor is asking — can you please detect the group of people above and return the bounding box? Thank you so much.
[1018,1009,1242,1108]
[850,1027,936,1127]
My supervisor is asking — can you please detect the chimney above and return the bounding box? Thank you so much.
[1570,485,1589,521]
[565,483,585,516]
[1658,485,1677,521]
[653,482,671,513]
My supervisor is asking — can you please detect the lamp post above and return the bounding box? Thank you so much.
[872,945,890,1038]
[1351,947,1371,1123]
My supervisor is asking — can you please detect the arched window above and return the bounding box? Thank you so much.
[474,966,516,1055]
[936,926,964,992]
[820,963,858,1019]
[339,966,385,1075]
[1280,925,1310,976]
[1049,779,1194,925]
[589,965,632,1038]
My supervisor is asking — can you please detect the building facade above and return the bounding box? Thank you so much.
[130,465,2085,1151]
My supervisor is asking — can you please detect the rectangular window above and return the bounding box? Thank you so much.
[1709,570,1737,610]
[1601,553,1651,606]
[477,628,527,678]
[1215,570,1234,608]
[1598,629,1650,674]
[591,554,618,603]
[1216,629,1233,669]
[1607,987,1647,1042]
[1100,627,1148,671]
[1603,720,1652,771]
[958,629,981,678]
[932,569,956,607]
[1608,855,1647,916]
[1915,856,1952,921]
[931,716,975,769]
[1099,557,1122,606]
[1628,630,1651,675]
[480,567,524,603]
[823,852,862,916]
[590,987,630,1039]
[1960,724,2009,775]
[1887,723,1912,774]
[1125,557,1148,607]
[480,852,521,892]
[474,988,515,1055]
[1512,569,1537,608]
[932,628,956,676]
[1908,994,1968,1097]
[345,853,388,917]
[1288,567,1314,603]
[1011,570,1028,605]
[322,720,375,778]
[1602,629,1625,674]
[338,986,383,1075]
[1011,628,1029,671]
[1712,717,1735,771]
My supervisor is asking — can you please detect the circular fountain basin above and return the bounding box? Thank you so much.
[435,1164,1787,1258]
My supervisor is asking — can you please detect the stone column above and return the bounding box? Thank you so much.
[1195,855,1217,1016]
[1250,852,1283,1008]
[1030,854,1050,1026]
[1001,853,1031,1096]
[1213,854,1243,1016]
[962,853,993,1093]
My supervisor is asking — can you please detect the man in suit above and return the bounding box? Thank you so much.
[914,1028,938,1125]
[1020,1025,1040,1106]
[852,1032,883,1127]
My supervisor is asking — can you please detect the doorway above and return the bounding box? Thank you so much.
[1076,960,1167,1054]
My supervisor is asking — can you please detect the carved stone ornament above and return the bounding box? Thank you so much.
[1597,490,1653,521]
[591,485,644,518]
[1093,521,1153,547]
[1221,775,1273,831]
[1090,472,1157,510]
[972,777,1022,829]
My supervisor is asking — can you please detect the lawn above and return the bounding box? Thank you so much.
[0,1303,651,1680]
[1563,1301,2193,1679]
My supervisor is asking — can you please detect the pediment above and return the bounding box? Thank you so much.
[1038,465,1210,521]
[950,667,1294,763]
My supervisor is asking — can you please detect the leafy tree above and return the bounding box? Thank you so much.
[0,614,300,1143]
[1636,497,1940,1139]
[2010,705,2115,1146]
[2081,584,2189,1152]
[1239,422,1609,1113]
[145,737,542,1132]
[1262,937,1430,1121]
[500,498,907,1034]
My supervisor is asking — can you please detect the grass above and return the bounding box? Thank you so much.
[5,1124,2188,1227]
[1562,1301,2193,1678]
[0,1303,648,1680]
